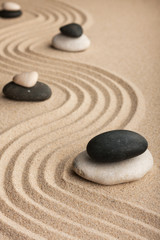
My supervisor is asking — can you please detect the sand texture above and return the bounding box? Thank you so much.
[0,0,160,239]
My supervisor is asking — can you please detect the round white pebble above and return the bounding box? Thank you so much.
[13,71,38,88]
[52,33,90,52]
[73,149,153,185]
[2,2,21,11]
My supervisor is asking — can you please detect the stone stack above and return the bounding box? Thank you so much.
[52,23,90,52]
[3,71,52,101]
[73,130,153,185]
[1,2,22,18]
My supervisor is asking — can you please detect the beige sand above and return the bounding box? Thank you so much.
[0,0,159,239]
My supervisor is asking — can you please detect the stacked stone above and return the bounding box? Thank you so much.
[1,2,22,18]
[3,71,52,101]
[52,23,90,52]
[73,130,153,185]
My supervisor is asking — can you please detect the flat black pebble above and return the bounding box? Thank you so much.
[0,10,22,18]
[87,130,148,163]
[3,81,52,101]
[60,23,83,38]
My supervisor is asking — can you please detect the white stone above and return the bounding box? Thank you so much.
[2,2,21,11]
[13,71,38,88]
[73,149,153,185]
[52,33,90,52]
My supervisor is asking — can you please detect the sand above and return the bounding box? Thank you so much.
[0,0,159,239]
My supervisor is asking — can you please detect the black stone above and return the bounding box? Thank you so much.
[3,81,52,101]
[86,130,148,163]
[0,10,22,18]
[60,23,83,38]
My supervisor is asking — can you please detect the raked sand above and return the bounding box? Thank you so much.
[0,0,159,239]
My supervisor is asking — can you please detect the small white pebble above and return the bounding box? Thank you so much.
[52,33,90,52]
[2,2,21,11]
[13,71,38,88]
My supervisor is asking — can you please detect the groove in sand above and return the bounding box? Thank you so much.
[0,0,157,239]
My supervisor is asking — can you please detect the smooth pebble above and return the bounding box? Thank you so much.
[60,23,83,38]
[2,2,21,11]
[87,130,148,163]
[0,9,22,18]
[13,71,38,88]
[73,149,153,185]
[3,81,52,101]
[52,33,90,52]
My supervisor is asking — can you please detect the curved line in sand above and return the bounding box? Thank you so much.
[1,133,159,240]
[3,149,147,240]
[0,67,148,239]
[0,1,155,240]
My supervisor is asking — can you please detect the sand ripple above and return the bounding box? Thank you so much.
[0,0,159,239]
